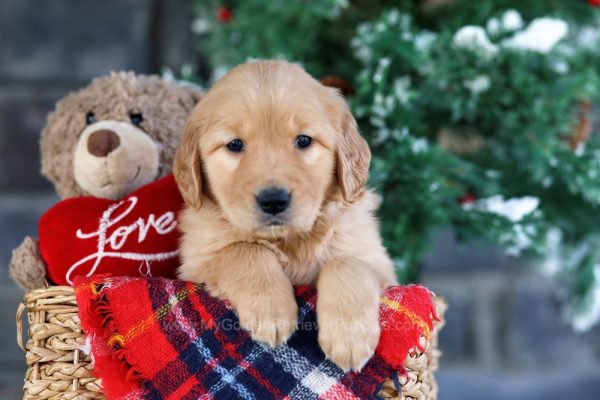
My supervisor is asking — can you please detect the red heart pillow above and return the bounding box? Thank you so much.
[39,175,184,285]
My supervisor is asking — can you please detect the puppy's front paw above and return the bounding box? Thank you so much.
[318,299,380,371]
[236,291,298,347]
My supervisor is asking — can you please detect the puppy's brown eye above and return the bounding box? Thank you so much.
[86,111,96,125]
[130,113,143,126]
[295,134,312,149]
[226,139,244,153]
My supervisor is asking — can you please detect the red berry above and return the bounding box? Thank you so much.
[589,0,600,6]
[217,6,233,23]
[458,192,476,205]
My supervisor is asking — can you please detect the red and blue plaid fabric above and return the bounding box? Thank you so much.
[75,276,437,400]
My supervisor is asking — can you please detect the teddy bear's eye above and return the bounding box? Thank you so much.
[130,113,143,126]
[86,111,96,125]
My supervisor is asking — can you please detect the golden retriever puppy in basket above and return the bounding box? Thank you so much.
[174,60,396,371]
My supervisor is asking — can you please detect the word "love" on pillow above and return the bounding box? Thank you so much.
[39,175,184,285]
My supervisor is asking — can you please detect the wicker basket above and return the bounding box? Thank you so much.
[17,286,446,400]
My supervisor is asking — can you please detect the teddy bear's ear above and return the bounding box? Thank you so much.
[184,84,205,104]
[175,82,205,111]
[173,119,203,210]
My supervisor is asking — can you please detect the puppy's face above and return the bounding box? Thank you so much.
[174,61,370,237]
[199,96,336,235]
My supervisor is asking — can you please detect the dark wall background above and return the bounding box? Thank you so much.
[0,1,599,399]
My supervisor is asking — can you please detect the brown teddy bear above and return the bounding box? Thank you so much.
[10,72,203,291]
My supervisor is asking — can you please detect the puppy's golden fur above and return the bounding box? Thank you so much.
[174,60,396,371]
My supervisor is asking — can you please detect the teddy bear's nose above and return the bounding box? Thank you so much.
[87,129,121,157]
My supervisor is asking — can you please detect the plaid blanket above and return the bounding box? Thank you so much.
[75,276,437,400]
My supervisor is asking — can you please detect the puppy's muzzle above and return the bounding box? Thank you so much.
[256,187,291,216]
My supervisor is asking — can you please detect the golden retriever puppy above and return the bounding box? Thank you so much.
[174,60,396,371]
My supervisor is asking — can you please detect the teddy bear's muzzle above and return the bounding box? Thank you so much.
[73,120,160,199]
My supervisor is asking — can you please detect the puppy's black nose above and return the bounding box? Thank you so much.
[257,187,291,215]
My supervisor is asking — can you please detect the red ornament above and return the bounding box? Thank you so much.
[217,6,233,23]
[320,75,356,97]
[458,191,476,206]
[589,0,600,6]
[39,175,184,286]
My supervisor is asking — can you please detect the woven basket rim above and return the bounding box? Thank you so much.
[18,285,446,400]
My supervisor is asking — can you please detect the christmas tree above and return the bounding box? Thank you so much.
[186,0,600,330]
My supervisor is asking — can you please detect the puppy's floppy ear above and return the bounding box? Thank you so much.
[174,120,203,210]
[334,95,371,202]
